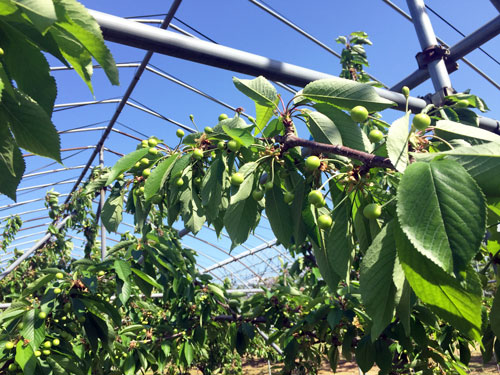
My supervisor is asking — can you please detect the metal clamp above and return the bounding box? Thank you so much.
[415,44,450,69]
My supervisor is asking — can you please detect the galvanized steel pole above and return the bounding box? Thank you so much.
[89,9,500,134]
[406,0,452,103]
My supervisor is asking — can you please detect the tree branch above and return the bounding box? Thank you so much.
[277,134,395,170]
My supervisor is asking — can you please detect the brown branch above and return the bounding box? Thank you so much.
[277,134,395,170]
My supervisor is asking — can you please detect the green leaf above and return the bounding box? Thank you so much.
[106,148,149,185]
[325,199,352,280]
[0,20,56,115]
[355,335,375,373]
[397,160,486,274]
[265,183,293,247]
[179,169,206,234]
[435,120,500,145]
[230,161,259,204]
[1,89,61,162]
[262,117,283,138]
[53,0,119,85]
[314,104,371,152]
[15,341,36,373]
[49,25,94,93]
[233,76,278,107]
[224,196,260,249]
[22,274,55,297]
[302,78,395,112]
[304,110,342,146]
[101,186,125,233]
[221,116,254,147]
[311,242,340,293]
[413,141,500,197]
[21,309,46,350]
[396,224,482,340]
[144,154,177,200]
[131,267,162,289]
[0,1,18,15]
[201,157,225,221]
[14,0,56,32]
[47,355,85,375]
[255,101,277,134]
[360,220,401,339]
[0,125,24,201]
[183,341,193,367]
[491,286,500,338]
[386,112,410,172]
[114,259,131,281]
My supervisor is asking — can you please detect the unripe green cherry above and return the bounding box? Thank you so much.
[308,190,324,207]
[34,350,42,357]
[412,113,431,131]
[204,126,213,133]
[43,341,52,349]
[402,86,410,98]
[5,341,14,350]
[350,106,369,123]
[304,155,321,172]
[148,138,158,147]
[218,113,228,121]
[140,158,150,166]
[456,99,469,108]
[38,311,47,319]
[42,349,50,356]
[193,148,204,160]
[283,191,295,204]
[176,129,185,138]
[134,161,141,169]
[55,272,64,279]
[98,270,105,276]
[363,203,382,219]
[52,338,60,346]
[318,214,333,230]
[230,172,244,186]
[217,141,226,151]
[368,129,384,143]
[175,178,184,187]
[148,147,158,155]
[252,190,264,201]
[142,168,151,177]
[53,287,62,294]
[8,363,16,371]
[264,181,274,191]
[141,140,149,148]
[227,140,241,152]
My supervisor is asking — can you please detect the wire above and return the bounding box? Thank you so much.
[425,4,500,67]
[172,16,218,43]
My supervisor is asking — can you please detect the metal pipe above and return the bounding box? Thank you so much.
[406,0,452,102]
[187,234,263,282]
[0,215,72,280]
[88,9,500,133]
[99,148,106,260]
[64,0,184,207]
[490,0,500,13]
[16,179,78,193]
[23,166,86,179]
[381,0,500,91]
[203,239,278,273]
[392,14,500,93]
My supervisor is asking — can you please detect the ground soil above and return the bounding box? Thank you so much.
[232,350,500,374]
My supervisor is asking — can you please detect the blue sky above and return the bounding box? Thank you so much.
[2,0,500,283]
